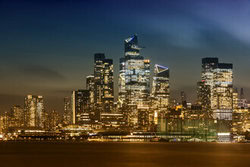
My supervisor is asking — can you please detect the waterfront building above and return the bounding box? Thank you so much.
[100,112,126,129]
[199,58,233,140]
[157,106,217,142]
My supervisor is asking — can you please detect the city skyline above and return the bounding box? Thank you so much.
[1,1,250,166]
[1,0,250,112]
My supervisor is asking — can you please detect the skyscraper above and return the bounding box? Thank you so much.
[197,81,211,110]
[24,95,44,128]
[71,90,90,124]
[200,58,233,138]
[200,58,233,115]
[9,105,24,127]
[93,53,114,113]
[118,35,150,126]
[201,58,219,89]
[151,64,170,109]
[86,75,95,105]
[63,97,72,125]
[212,63,233,120]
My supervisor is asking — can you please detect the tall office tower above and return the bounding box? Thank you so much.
[94,54,114,111]
[201,58,219,107]
[211,63,233,120]
[201,58,219,88]
[36,96,44,128]
[9,105,24,127]
[71,90,90,124]
[200,58,233,139]
[197,81,211,110]
[24,95,45,128]
[63,97,72,125]
[152,64,170,109]
[118,35,151,126]
[93,53,114,113]
[102,57,114,113]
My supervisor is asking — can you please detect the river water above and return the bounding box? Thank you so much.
[0,142,249,167]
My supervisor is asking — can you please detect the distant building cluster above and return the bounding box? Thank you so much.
[0,35,250,142]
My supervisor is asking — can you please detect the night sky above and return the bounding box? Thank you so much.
[1,0,250,112]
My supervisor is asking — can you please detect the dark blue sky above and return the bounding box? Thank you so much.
[1,0,250,111]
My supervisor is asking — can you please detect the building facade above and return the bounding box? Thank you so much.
[199,58,233,138]
[24,95,44,128]
[151,64,170,109]
[212,63,233,120]
[9,105,24,127]
[94,53,114,113]
[118,35,151,126]
[71,90,90,124]
[197,81,211,111]
[63,97,72,125]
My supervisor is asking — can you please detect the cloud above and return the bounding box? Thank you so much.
[196,26,250,52]
[20,65,65,81]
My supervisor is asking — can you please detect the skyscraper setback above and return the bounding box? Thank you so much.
[118,35,150,126]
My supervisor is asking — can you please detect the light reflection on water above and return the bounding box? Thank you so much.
[0,142,249,167]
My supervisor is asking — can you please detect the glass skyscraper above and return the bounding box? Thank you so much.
[201,58,233,119]
[94,53,114,113]
[152,64,170,109]
[118,35,150,126]
[200,58,233,138]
